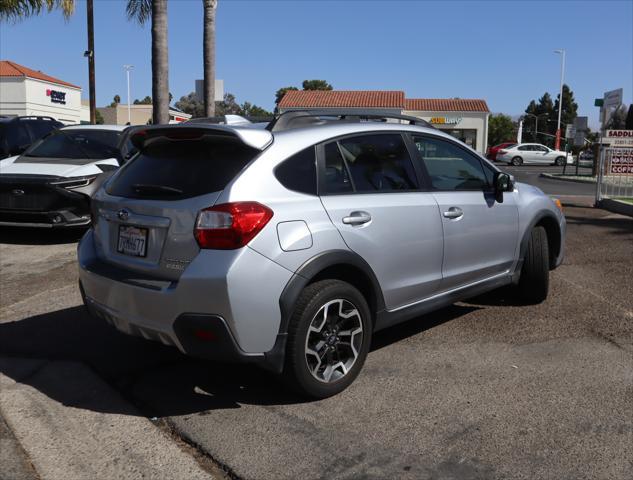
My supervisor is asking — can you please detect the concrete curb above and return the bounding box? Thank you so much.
[0,358,216,480]
[597,198,633,217]
[539,173,597,184]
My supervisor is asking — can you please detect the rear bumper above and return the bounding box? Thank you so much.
[77,229,292,372]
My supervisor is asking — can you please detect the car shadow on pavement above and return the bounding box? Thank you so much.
[0,226,87,245]
[0,302,478,417]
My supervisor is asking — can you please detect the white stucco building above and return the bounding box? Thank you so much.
[279,90,490,154]
[0,60,86,125]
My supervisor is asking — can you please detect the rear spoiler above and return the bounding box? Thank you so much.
[130,124,273,151]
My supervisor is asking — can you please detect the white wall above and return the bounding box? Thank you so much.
[24,78,82,124]
[1,77,82,124]
[404,110,489,154]
[0,77,26,116]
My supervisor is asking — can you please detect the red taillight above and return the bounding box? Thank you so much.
[194,202,273,249]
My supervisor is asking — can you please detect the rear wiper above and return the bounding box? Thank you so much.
[132,184,183,195]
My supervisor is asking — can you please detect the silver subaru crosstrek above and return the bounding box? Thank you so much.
[78,111,565,398]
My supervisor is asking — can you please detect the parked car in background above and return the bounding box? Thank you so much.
[497,143,571,166]
[486,142,516,161]
[0,125,130,228]
[0,116,64,160]
[575,150,594,168]
[78,110,565,398]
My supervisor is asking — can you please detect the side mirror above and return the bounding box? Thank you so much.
[493,172,513,203]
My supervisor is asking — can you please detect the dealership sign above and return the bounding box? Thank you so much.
[604,130,633,147]
[429,116,462,125]
[607,147,633,175]
[46,89,66,105]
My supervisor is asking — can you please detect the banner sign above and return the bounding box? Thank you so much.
[429,117,462,125]
[608,148,633,175]
[604,130,633,147]
[46,89,67,105]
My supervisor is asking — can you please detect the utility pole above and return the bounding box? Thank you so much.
[554,49,566,150]
[86,0,96,124]
[124,65,134,124]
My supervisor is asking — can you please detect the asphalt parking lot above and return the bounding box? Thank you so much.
[1,197,631,479]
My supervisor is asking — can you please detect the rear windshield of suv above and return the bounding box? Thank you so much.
[106,135,258,199]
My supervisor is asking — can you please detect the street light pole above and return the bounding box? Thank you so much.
[554,49,566,150]
[123,65,134,124]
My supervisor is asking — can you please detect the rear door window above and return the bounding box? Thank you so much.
[327,133,419,193]
[107,135,258,199]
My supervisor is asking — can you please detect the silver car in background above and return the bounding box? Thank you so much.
[78,111,565,398]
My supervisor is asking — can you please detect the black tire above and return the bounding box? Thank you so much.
[516,226,549,304]
[283,279,372,399]
[555,157,565,166]
[511,156,523,166]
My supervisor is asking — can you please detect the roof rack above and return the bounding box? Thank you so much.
[0,115,59,122]
[266,109,435,132]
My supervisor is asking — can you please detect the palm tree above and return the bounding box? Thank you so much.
[0,0,75,21]
[202,0,217,117]
[127,0,170,124]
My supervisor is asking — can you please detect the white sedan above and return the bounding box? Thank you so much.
[497,143,572,166]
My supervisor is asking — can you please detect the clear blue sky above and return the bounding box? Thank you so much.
[1,0,631,128]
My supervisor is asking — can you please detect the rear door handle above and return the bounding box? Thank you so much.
[443,207,463,219]
[342,211,372,225]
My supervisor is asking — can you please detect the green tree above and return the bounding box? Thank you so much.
[302,79,333,91]
[110,94,121,107]
[133,95,152,105]
[127,0,170,124]
[95,109,104,124]
[553,84,578,133]
[0,0,75,21]
[488,114,516,147]
[202,0,217,117]
[275,86,298,106]
[241,102,273,118]
[175,92,205,118]
[215,93,242,115]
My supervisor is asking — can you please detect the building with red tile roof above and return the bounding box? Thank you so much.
[0,60,86,124]
[278,90,491,153]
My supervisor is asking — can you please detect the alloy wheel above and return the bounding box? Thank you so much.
[304,299,363,383]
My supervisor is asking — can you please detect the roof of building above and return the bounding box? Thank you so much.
[404,98,489,112]
[278,89,490,113]
[279,90,406,109]
[0,60,81,89]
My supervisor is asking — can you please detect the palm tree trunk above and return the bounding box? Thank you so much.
[151,0,169,124]
[203,0,217,117]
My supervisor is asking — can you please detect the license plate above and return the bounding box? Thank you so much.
[117,225,148,257]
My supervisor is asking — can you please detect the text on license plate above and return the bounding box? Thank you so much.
[117,225,148,257]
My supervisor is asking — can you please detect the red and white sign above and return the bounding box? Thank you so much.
[608,147,633,175]
[604,130,633,147]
